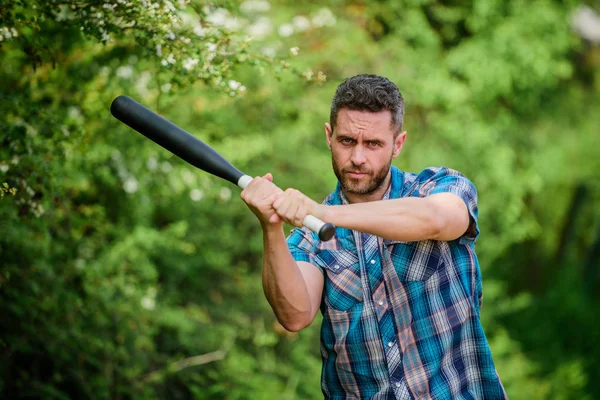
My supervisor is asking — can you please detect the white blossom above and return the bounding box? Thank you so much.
[572,6,600,43]
[289,47,299,56]
[193,26,206,36]
[182,170,195,184]
[240,0,270,14]
[278,23,294,37]
[219,187,232,201]
[32,202,45,218]
[183,58,199,70]
[55,5,74,21]
[141,296,155,310]
[247,17,272,38]
[68,107,82,120]
[116,65,134,78]
[123,177,139,193]
[146,156,158,171]
[136,71,152,97]
[99,66,111,77]
[312,8,336,27]
[207,8,229,26]
[190,189,204,201]
[0,27,18,41]
[293,16,311,32]
[161,82,172,92]
[261,46,276,58]
[161,161,172,172]
[165,30,176,40]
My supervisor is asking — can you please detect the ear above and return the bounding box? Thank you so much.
[325,123,333,150]
[392,131,407,158]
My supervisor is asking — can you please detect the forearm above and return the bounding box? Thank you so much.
[323,197,444,242]
[261,225,314,332]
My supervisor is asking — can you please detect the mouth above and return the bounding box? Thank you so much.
[345,171,368,178]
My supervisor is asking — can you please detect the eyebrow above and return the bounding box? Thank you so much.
[336,134,383,144]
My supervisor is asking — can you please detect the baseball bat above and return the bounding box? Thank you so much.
[110,95,336,241]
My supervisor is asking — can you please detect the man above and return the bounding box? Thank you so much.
[241,75,506,399]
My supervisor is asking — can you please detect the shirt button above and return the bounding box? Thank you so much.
[378,301,384,306]
[334,265,340,270]
[387,342,393,348]
[370,259,376,264]
[395,382,401,388]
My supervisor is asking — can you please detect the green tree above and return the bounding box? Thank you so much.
[2,0,599,399]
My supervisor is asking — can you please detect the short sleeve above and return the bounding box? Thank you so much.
[415,167,480,243]
[286,227,324,272]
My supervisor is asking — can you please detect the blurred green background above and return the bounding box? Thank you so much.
[1,0,599,399]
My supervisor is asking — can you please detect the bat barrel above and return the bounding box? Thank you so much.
[111,95,244,185]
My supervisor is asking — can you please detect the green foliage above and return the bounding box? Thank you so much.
[2,0,599,399]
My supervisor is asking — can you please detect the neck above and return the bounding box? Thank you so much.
[342,170,392,204]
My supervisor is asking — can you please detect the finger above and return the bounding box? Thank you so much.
[277,199,298,225]
[274,194,291,218]
[295,201,308,228]
[272,191,285,210]
[269,213,282,224]
[263,173,273,182]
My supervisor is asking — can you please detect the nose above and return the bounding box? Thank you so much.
[350,145,366,166]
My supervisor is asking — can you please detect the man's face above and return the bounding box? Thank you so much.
[326,109,405,199]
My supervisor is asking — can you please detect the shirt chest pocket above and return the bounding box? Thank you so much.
[387,240,441,282]
[316,249,363,311]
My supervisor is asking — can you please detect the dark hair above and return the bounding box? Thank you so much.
[330,74,404,135]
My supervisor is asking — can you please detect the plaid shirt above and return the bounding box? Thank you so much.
[287,166,507,400]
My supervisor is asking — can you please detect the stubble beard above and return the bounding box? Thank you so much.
[332,156,392,196]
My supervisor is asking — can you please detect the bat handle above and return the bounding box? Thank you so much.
[237,175,336,242]
[302,215,336,242]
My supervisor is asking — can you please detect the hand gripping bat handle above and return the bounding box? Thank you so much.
[111,95,336,242]
[236,176,336,241]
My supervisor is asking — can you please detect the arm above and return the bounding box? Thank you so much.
[323,193,470,242]
[273,189,471,242]
[261,226,324,332]
[240,174,323,332]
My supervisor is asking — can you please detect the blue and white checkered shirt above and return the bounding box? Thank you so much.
[287,166,507,399]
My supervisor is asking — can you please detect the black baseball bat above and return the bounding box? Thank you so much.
[110,95,335,241]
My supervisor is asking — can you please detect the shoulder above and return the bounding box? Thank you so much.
[396,166,475,197]
[415,166,471,181]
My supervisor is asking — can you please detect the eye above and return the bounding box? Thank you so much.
[367,141,381,147]
[340,138,354,145]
